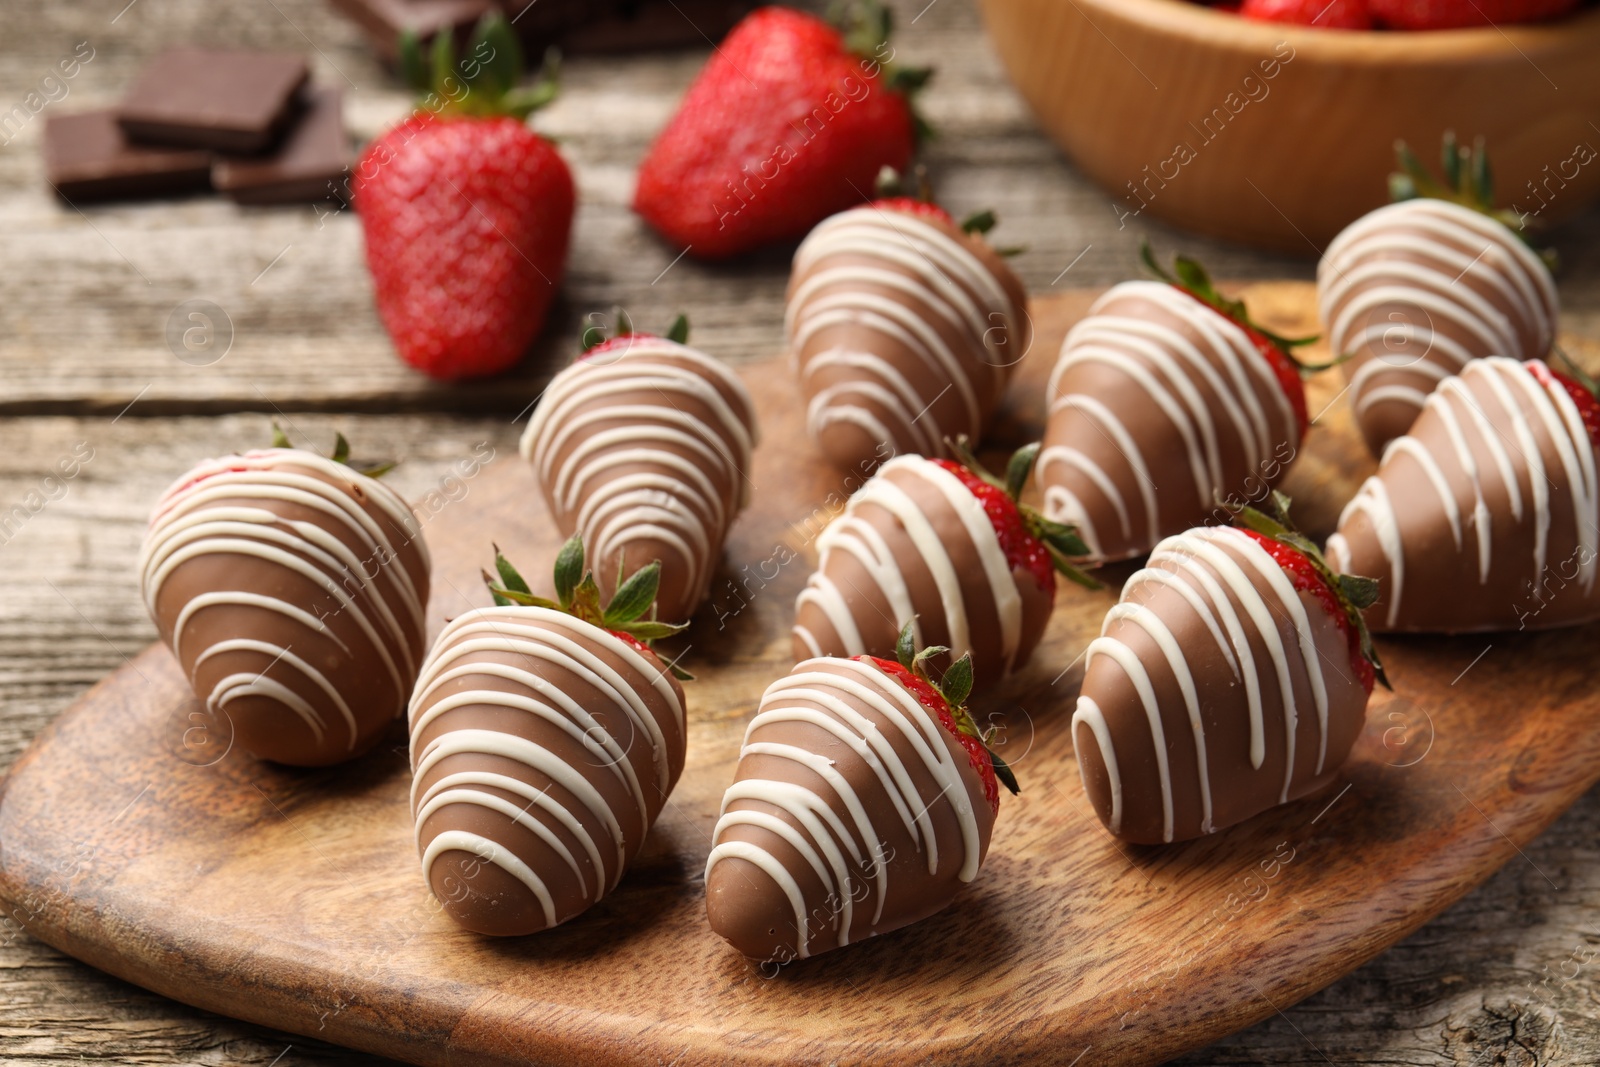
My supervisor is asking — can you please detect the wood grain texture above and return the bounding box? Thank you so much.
[4,286,1600,1066]
[979,0,1600,253]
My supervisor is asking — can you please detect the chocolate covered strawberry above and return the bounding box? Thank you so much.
[1328,355,1600,633]
[786,174,1030,471]
[633,4,929,259]
[519,311,759,623]
[707,622,1014,961]
[410,536,690,937]
[1074,495,1386,844]
[1036,246,1320,562]
[356,14,574,379]
[793,440,1097,687]
[1319,134,1558,457]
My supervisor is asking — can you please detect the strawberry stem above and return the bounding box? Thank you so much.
[269,422,395,478]
[485,535,692,677]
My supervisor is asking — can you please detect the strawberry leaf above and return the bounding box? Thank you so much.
[666,313,690,345]
[332,433,351,466]
[1338,574,1381,611]
[960,209,996,236]
[570,572,604,622]
[1005,442,1039,502]
[1044,542,1104,590]
[494,544,532,596]
[615,307,634,337]
[553,534,584,609]
[270,422,291,449]
[485,583,561,611]
[398,30,429,94]
[667,660,695,682]
[939,653,974,708]
[428,26,456,102]
[617,619,689,642]
[895,618,917,670]
[464,11,521,100]
[990,748,1020,796]
[604,561,662,627]
[580,323,607,352]
[502,48,561,118]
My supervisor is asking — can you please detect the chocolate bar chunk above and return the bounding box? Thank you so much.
[327,0,494,63]
[214,87,349,205]
[43,110,211,202]
[117,49,309,153]
[326,0,755,62]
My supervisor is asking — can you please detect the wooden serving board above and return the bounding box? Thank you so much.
[3,284,1599,1066]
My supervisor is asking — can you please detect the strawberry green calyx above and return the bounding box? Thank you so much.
[580,309,690,353]
[398,12,559,121]
[1391,133,1556,267]
[1139,242,1328,370]
[828,1,933,141]
[892,620,1018,796]
[947,435,1102,590]
[1230,491,1390,692]
[483,534,693,679]
[270,422,396,479]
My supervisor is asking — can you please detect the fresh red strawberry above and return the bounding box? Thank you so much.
[355,15,574,380]
[1142,244,1323,437]
[484,534,694,681]
[1370,0,1578,28]
[632,4,929,260]
[1527,359,1600,450]
[940,438,1101,592]
[1240,0,1374,26]
[863,621,1020,813]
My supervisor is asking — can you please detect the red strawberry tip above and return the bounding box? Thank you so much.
[1230,492,1389,693]
[482,534,693,680]
[1529,352,1600,449]
[942,436,1103,591]
[397,12,560,122]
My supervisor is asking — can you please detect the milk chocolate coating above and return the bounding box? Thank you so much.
[785,206,1030,472]
[139,449,431,767]
[1036,280,1301,562]
[1073,526,1371,844]
[409,607,687,936]
[706,657,994,961]
[520,338,757,623]
[791,455,1055,687]
[1320,199,1558,457]
[1327,357,1599,633]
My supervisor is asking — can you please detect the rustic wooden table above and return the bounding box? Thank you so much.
[2,1,1598,1064]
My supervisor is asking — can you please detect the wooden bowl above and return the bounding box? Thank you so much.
[978,0,1600,253]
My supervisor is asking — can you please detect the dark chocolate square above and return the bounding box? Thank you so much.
[43,109,212,202]
[214,86,350,205]
[117,49,309,154]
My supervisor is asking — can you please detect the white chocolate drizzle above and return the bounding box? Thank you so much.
[1037,281,1297,560]
[1319,198,1557,448]
[1327,357,1598,629]
[707,657,983,959]
[793,455,1022,672]
[786,206,1022,461]
[138,449,428,753]
[519,337,757,615]
[1072,526,1332,842]
[409,607,685,930]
